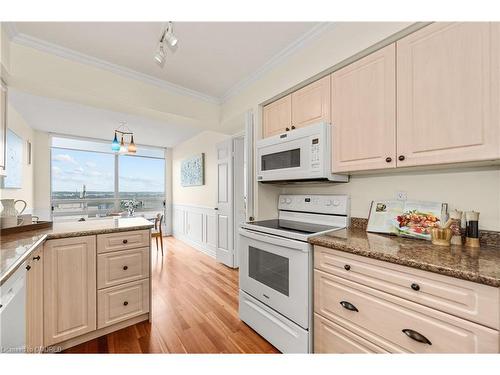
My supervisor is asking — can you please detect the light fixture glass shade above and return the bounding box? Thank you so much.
[111,132,120,152]
[128,135,137,153]
[165,31,178,47]
[119,135,126,153]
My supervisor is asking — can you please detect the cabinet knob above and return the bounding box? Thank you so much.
[123,265,128,271]
[398,155,405,161]
[291,125,296,130]
[402,329,432,345]
[344,264,351,271]
[123,301,129,306]
[285,127,290,131]
[33,255,41,261]
[122,239,128,244]
[411,283,420,291]
[340,300,359,312]
[26,265,31,271]
[385,157,392,163]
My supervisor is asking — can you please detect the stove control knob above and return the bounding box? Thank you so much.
[285,198,292,204]
[333,200,340,207]
[280,198,286,204]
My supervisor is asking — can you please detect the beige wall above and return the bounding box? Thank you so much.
[0,104,35,209]
[32,130,51,220]
[172,130,229,208]
[283,167,500,232]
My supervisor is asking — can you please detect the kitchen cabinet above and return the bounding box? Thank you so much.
[26,246,44,352]
[262,95,292,138]
[331,44,396,172]
[313,246,500,353]
[43,235,96,346]
[291,75,330,129]
[396,22,500,167]
[262,76,330,139]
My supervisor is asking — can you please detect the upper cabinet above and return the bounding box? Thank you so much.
[262,95,292,138]
[291,76,331,129]
[262,76,330,139]
[397,22,500,167]
[331,44,396,173]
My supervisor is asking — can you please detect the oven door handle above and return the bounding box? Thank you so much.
[239,228,310,252]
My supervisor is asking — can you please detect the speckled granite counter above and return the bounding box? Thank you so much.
[0,217,154,286]
[309,228,500,287]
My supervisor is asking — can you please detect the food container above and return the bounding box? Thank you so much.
[431,228,452,246]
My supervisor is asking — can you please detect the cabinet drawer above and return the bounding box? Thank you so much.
[97,230,150,254]
[314,270,499,353]
[314,313,388,353]
[97,279,149,329]
[97,247,149,289]
[314,246,499,329]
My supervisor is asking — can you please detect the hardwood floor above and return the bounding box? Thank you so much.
[63,236,279,354]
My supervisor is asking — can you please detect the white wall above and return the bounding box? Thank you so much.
[0,104,35,208]
[172,130,229,208]
[32,130,51,220]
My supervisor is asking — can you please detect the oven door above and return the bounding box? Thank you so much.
[238,228,310,329]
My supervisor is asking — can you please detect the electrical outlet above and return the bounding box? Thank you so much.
[396,191,408,201]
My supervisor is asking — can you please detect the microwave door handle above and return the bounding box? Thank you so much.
[239,228,309,252]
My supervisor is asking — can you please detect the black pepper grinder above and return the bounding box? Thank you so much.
[465,211,480,248]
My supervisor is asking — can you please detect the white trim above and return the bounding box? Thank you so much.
[220,22,334,103]
[9,32,221,105]
[4,22,332,105]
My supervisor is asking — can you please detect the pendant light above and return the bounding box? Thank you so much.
[112,121,137,154]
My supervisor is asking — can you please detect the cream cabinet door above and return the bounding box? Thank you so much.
[291,76,331,129]
[397,22,500,167]
[43,235,96,346]
[331,44,396,172]
[262,95,292,138]
[26,247,44,352]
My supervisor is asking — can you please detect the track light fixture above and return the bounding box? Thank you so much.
[154,21,178,67]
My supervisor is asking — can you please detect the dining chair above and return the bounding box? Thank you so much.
[151,213,164,256]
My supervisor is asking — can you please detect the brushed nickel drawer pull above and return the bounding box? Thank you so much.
[402,329,432,345]
[340,300,358,312]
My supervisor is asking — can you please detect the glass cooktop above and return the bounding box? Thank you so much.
[246,219,337,235]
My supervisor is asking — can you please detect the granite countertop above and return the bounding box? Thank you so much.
[309,228,500,287]
[0,217,154,286]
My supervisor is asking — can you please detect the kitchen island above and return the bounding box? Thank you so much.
[0,217,154,352]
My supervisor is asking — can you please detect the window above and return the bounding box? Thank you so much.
[51,136,165,221]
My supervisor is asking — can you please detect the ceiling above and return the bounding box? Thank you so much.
[9,89,201,148]
[9,22,320,99]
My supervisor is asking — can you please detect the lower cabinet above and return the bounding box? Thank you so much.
[43,236,97,346]
[26,246,44,352]
[313,246,500,353]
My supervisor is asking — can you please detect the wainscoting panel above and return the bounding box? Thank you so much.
[173,204,217,258]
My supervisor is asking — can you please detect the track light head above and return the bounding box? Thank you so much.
[154,22,178,66]
[154,43,166,66]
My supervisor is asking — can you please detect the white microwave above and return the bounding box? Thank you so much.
[256,122,348,183]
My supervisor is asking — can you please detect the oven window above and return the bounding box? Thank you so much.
[261,148,300,171]
[248,247,289,296]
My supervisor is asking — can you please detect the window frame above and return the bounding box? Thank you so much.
[49,134,166,220]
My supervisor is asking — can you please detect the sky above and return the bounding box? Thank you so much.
[51,148,165,192]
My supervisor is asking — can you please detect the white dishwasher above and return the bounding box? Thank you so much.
[0,262,27,353]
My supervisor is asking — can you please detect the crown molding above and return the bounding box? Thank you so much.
[220,22,334,103]
[9,31,221,105]
[2,22,19,39]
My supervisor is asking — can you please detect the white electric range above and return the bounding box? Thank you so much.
[238,194,350,353]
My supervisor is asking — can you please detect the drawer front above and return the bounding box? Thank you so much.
[314,246,499,329]
[97,247,150,289]
[314,270,499,353]
[314,314,388,353]
[97,279,149,329]
[97,230,150,254]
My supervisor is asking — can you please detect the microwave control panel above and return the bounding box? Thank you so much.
[310,137,321,170]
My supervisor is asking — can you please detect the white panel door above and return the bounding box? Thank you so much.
[216,139,234,267]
